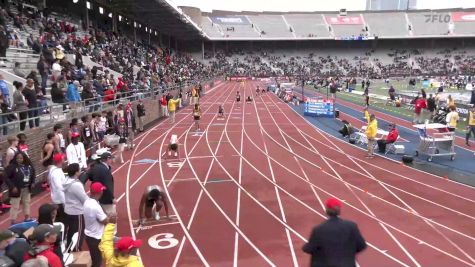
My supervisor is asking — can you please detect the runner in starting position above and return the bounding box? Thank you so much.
[218,105,225,119]
[246,95,253,103]
[139,185,170,225]
[167,134,179,158]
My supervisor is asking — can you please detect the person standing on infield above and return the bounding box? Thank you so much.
[303,198,366,267]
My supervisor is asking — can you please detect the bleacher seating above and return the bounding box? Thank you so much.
[197,10,475,40]
[331,24,365,38]
[247,15,294,38]
[363,12,408,37]
[407,12,450,36]
[453,20,475,35]
[200,17,224,38]
[284,14,331,38]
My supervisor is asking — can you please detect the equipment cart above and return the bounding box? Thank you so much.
[413,123,456,162]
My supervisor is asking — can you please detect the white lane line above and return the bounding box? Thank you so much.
[239,107,474,266]
[262,93,418,266]
[170,83,237,264]
[220,106,410,266]
[233,83,246,267]
[295,130,475,221]
[159,86,232,267]
[252,90,299,267]
[296,126,475,264]
[181,88,277,266]
[124,83,228,266]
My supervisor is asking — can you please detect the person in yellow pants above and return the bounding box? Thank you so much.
[466,107,475,146]
[168,96,180,124]
[366,114,378,158]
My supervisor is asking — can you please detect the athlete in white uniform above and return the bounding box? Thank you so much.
[167,134,179,157]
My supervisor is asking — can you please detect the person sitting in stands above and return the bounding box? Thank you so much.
[377,123,399,153]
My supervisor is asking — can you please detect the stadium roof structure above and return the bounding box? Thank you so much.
[95,0,205,40]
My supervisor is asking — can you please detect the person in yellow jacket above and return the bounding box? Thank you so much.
[99,223,144,267]
[465,107,475,146]
[363,107,370,124]
[168,96,181,124]
[365,114,378,158]
[445,106,459,132]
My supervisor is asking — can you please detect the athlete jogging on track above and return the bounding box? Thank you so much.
[236,91,241,108]
[193,104,202,131]
[138,185,169,225]
[256,86,260,96]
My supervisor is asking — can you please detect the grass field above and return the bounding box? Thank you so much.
[350,78,465,96]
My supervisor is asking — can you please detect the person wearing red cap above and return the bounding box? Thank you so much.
[99,222,143,267]
[47,153,67,224]
[65,131,87,170]
[303,197,366,267]
[84,182,110,267]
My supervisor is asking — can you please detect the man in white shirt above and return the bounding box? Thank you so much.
[47,153,67,224]
[66,132,87,170]
[84,182,109,267]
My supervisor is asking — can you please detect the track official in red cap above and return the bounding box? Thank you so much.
[99,220,143,267]
[303,198,367,267]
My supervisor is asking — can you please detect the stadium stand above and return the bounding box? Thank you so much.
[407,11,451,36]
[284,14,331,38]
[363,12,409,37]
[247,14,295,38]
[452,12,475,35]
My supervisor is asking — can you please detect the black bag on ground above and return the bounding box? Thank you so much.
[402,155,413,164]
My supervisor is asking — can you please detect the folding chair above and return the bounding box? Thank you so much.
[385,136,400,155]
[53,222,65,253]
[63,232,78,266]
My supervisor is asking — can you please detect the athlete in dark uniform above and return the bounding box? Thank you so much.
[139,185,170,225]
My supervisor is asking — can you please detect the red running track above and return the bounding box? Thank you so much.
[2,81,474,267]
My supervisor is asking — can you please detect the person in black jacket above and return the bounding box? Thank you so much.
[22,79,39,129]
[136,99,145,132]
[37,56,49,92]
[303,198,366,267]
[427,94,437,119]
[4,152,36,225]
[87,149,116,216]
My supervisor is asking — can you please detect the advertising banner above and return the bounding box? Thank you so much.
[325,16,364,25]
[210,16,251,25]
[229,76,251,81]
[452,12,475,22]
[304,98,335,117]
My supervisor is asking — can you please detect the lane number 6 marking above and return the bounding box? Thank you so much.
[148,233,179,249]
